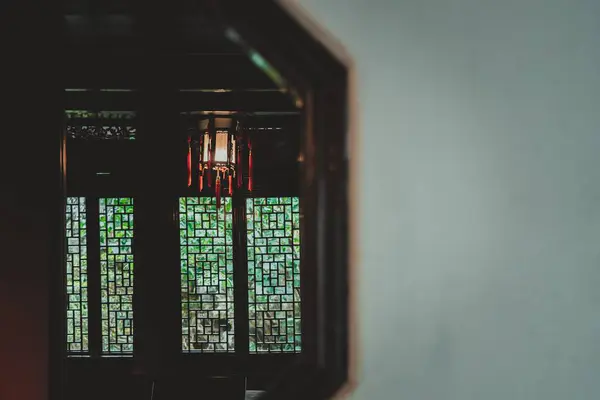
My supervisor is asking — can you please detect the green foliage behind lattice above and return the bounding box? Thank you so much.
[247,197,302,353]
[180,197,235,353]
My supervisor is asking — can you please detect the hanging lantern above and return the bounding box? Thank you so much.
[193,115,252,208]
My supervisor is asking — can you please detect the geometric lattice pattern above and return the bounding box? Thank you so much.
[247,197,301,353]
[65,197,89,354]
[180,197,235,353]
[66,124,136,140]
[99,198,135,355]
[65,110,137,140]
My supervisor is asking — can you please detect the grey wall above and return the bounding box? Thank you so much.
[293,0,600,399]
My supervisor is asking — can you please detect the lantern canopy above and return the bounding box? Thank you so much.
[187,115,252,208]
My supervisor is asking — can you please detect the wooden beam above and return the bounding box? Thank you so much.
[64,15,240,55]
[177,90,297,112]
[63,0,215,16]
[64,89,299,113]
[62,54,277,89]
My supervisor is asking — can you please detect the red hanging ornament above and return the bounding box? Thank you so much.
[187,136,192,187]
[248,138,253,192]
[199,168,204,191]
[207,159,212,188]
[228,174,233,196]
[215,173,222,209]
[237,138,243,188]
[199,133,206,192]
[206,121,212,188]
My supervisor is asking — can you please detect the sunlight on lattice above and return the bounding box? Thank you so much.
[66,197,89,353]
[247,197,301,353]
[99,197,135,355]
[180,197,235,353]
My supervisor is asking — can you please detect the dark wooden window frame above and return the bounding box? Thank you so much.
[215,3,350,399]
[63,115,303,371]
[48,1,349,399]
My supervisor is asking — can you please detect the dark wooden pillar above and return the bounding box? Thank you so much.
[134,11,182,380]
[0,5,63,400]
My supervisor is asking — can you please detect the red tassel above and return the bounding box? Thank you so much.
[215,174,221,209]
[237,141,242,188]
[207,164,212,188]
[199,169,204,192]
[206,135,212,188]
[228,174,233,196]
[187,136,192,187]
[248,142,253,192]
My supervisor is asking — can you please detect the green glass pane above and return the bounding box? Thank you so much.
[246,197,302,354]
[65,197,89,354]
[180,197,234,353]
[99,197,135,355]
